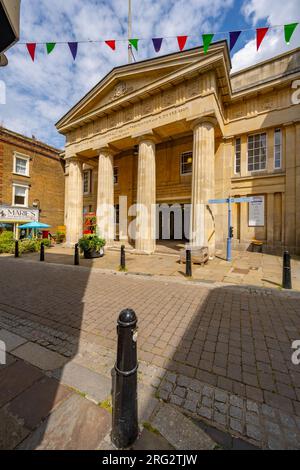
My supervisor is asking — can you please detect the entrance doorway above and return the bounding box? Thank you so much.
[157,203,190,241]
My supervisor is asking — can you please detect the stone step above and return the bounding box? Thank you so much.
[151,403,216,450]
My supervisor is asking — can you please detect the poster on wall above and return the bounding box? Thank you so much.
[248,196,265,227]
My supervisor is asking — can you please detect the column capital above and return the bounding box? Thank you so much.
[97,145,118,157]
[190,116,218,131]
[132,130,159,145]
[66,156,84,166]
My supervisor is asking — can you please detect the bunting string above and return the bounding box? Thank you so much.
[15,21,299,61]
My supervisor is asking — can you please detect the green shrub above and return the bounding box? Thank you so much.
[78,234,106,253]
[0,231,14,253]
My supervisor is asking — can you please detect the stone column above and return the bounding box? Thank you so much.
[66,157,83,246]
[190,118,217,255]
[135,136,156,254]
[97,148,115,246]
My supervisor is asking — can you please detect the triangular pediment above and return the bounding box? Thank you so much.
[56,41,231,132]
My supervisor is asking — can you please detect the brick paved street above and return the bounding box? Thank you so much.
[0,256,300,449]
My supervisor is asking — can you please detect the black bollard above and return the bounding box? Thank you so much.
[15,240,19,258]
[120,245,126,270]
[186,249,192,277]
[282,251,292,289]
[74,243,80,266]
[112,309,138,449]
[40,242,45,262]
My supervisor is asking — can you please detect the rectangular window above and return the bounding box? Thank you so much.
[181,151,193,175]
[13,185,28,207]
[83,170,91,194]
[14,153,30,176]
[274,129,282,169]
[247,133,267,172]
[235,138,241,174]
[114,167,119,185]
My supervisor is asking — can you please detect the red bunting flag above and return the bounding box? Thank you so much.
[256,27,269,50]
[177,36,188,51]
[105,40,116,51]
[26,43,36,61]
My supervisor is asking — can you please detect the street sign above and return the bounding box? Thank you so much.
[209,197,254,204]
[208,196,255,261]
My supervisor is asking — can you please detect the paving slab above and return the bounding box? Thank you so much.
[133,428,174,450]
[0,329,27,352]
[0,360,43,407]
[18,393,111,450]
[138,383,160,423]
[0,406,30,450]
[7,376,73,431]
[0,352,16,370]
[152,403,216,450]
[12,342,68,371]
[52,361,111,403]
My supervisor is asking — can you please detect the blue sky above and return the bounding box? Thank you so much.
[0,0,299,148]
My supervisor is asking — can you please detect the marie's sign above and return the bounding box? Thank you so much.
[0,206,39,222]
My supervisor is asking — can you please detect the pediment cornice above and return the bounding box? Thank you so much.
[56,42,231,134]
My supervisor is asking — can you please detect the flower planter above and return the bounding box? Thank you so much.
[83,248,104,259]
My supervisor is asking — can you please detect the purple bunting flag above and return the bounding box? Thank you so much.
[229,31,242,51]
[68,42,78,60]
[152,37,163,53]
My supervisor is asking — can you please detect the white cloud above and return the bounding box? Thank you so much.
[231,0,300,72]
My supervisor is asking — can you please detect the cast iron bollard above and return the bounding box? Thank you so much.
[186,249,192,277]
[74,243,80,266]
[282,251,292,289]
[120,245,126,270]
[112,308,138,449]
[15,240,19,258]
[40,242,45,262]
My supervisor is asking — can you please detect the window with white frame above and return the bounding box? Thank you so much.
[181,151,193,175]
[83,170,92,194]
[274,129,282,169]
[247,133,267,172]
[13,153,30,176]
[114,167,119,185]
[235,138,241,174]
[13,184,29,207]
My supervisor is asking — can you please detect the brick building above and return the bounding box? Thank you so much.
[0,127,65,237]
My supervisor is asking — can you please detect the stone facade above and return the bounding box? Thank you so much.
[0,127,65,235]
[56,42,300,255]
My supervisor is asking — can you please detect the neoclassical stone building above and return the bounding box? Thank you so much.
[56,41,300,255]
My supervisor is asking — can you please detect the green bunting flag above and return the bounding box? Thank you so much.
[129,39,139,51]
[46,43,56,54]
[284,23,298,44]
[202,34,214,54]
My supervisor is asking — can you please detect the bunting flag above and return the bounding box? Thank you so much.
[152,37,163,53]
[68,42,78,60]
[26,43,36,61]
[46,43,56,54]
[177,36,188,51]
[129,39,139,51]
[229,30,241,51]
[105,40,116,50]
[202,34,214,54]
[284,23,298,44]
[18,21,300,63]
[256,27,269,50]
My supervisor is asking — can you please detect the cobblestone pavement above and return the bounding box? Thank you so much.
[0,257,300,449]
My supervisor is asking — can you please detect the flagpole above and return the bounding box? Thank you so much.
[128,0,132,63]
